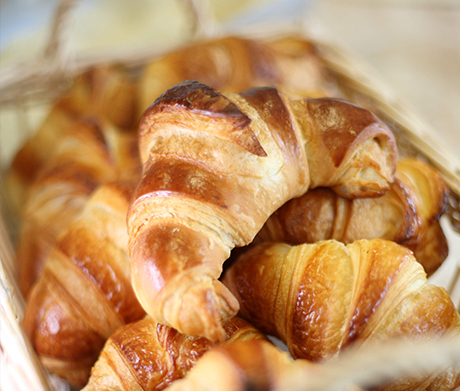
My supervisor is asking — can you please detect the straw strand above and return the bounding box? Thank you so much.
[280,336,460,391]
[181,0,219,39]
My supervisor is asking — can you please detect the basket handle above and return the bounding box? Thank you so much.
[43,0,80,73]
[181,0,219,39]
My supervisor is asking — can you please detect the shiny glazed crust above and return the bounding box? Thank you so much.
[127,80,397,342]
[82,317,267,391]
[223,239,460,390]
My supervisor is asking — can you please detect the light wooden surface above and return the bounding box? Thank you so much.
[313,0,460,158]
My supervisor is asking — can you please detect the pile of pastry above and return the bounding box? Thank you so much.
[7,36,459,391]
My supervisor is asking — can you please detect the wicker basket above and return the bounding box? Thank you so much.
[1,1,460,390]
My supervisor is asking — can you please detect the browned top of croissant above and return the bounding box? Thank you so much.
[138,81,396,195]
[128,80,397,342]
[83,316,267,391]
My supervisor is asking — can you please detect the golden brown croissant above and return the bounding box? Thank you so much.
[5,64,137,214]
[223,239,460,390]
[255,158,449,275]
[5,104,78,216]
[127,80,397,342]
[22,182,145,387]
[17,119,140,297]
[59,64,138,130]
[82,316,267,391]
[138,36,335,114]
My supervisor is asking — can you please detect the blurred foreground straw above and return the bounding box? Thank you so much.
[279,334,460,391]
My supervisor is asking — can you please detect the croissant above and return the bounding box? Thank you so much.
[22,182,145,386]
[17,118,140,297]
[255,158,449,275]
[223,239,460,390]
[127,80,397,341]
[5,64,137,214]
[5,103,77,216]
[82,316,267,391]
[59,64,138,130]
[138,36,335,114]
